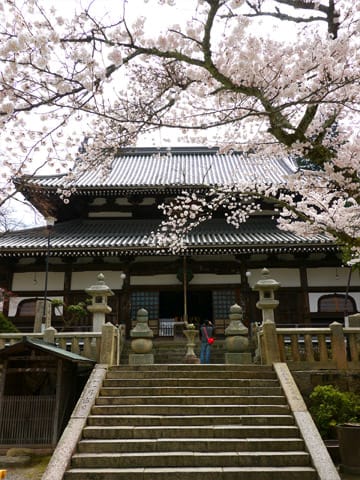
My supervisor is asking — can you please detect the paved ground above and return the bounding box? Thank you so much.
[0,455,49,480]
[1,456,360,479]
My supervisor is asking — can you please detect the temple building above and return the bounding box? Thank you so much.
[0,146,358,335]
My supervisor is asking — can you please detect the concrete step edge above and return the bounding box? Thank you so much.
[65,466,317,472]
[84,424,298,432]
[72,451,309,458]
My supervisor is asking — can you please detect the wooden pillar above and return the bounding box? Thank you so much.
[119,269,131,335]
[183,256,188,324]
[52,359,63,446]
[300,266,311,325]
[63,267,72,310]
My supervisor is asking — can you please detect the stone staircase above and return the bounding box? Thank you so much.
[64,364,320,479]
[120,338,225,364]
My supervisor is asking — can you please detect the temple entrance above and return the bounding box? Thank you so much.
[159,290,213,335]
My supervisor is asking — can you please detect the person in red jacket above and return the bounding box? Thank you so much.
[199,319,214,364]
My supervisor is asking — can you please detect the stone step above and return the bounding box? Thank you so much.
[111,364,273,372]
[70,451,311,468]
[95,395,287,406]
[153,354,225,364]
[82,425,299,439]
[99,386,283,396]
[121,341,226,365]
[64,466,318,480]
[155,351,225,362]
[109,363,275,375]
[90,404,290,416]
[103,378,279,387]
[78,437,305,453]
[87,414,295,427]
[62,364,321,480]
[106,370,277,380]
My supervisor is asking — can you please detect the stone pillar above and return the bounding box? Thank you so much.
[100,322,117,365]
[225,304,252,364]
[330,321,347,370]
[129,308,154,365]
[34,299,52,333]
[348,313,360,354]
[348,313,360,327]
[262,320,281,364]
[85,273,114,332]
[44,326,56,344]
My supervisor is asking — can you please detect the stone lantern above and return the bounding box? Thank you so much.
[85,273,114,332]
[253,268,281,365]
[253,268,280,324]
[183,323,200,364]
[225,304,251,364]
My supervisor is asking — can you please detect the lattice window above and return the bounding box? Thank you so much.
[212,289,236,319]
[130,291,159,320]
[318,294,356,313]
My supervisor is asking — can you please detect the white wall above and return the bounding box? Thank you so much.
[246,268,301,288]
[71,271,126,290]
[131,274,181,286]
[12,272,65,291]
[191,274,240,285]
[307,267,359,287]
[130,273,241,286]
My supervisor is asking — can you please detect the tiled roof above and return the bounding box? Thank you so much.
[19,147,298,192]
[0,337,95,363]
[0,218,335,257]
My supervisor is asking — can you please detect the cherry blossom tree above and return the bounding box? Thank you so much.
[0,0,359,256]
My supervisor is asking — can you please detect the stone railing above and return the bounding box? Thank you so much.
[0,322,126,365]
[258,321,360,369]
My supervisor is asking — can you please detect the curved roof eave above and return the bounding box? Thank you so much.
[0,243,338,258]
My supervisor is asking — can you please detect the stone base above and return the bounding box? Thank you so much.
[225,352,252,364]
[183,355,200,364]
[129,353,154,365]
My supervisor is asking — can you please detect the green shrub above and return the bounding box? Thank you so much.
[51,299,89,331]
[309,384,360,439]
[0,312,19,333]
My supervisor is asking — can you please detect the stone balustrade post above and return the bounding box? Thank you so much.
[348,313,360,327]
[100,322,117,365]
[129,308,154,365]
[330,321,348,370]
[225,304,252,364]
[44,326,57,344]
[261,321,281,364]
[348,313,360,356]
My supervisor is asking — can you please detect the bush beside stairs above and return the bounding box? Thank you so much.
[61,363,336,480]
